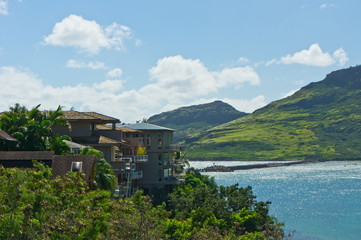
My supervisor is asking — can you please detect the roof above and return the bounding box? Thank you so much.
[0,151,54,160]
[0,129,17,141]
[127,123,175,131]
[63,140,86,150]
[52,155,96,183]
[98,135,121,145]
[117,126,143,133]
[61,111,120,124]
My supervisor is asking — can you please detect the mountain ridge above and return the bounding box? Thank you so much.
[186,65,361,161]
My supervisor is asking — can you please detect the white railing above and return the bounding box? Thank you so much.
[122,155,148,163]
[131,171,143,179]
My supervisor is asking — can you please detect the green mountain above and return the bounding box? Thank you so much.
[187,65,361,161]
[147,100,248,143]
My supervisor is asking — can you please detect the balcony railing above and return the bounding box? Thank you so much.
[122,155,148,163]
[169,144,185,152]
[131,171,143,179]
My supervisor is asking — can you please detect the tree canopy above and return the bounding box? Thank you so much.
[0,104,71,155]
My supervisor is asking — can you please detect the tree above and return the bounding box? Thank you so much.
[79,146,116,191]
[0,104,71,154]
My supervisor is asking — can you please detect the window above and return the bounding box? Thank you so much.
[158,134,162,149]
[158,154,162,165]
[71,162,82,172]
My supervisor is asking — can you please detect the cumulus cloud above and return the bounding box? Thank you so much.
[0,0,8,15]
[0,57,261,122]
[66,59,108,70]
[107,68,123,78]
[43,15,138,54]
[146,55,260,101]
[267,43,348,67]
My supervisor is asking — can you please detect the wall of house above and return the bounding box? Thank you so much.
[138,130,174,189]
[53,122,92,137]
[93,129,122,142]
[94,145,115,162]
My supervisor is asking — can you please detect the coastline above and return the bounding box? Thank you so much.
[198,160,317,172]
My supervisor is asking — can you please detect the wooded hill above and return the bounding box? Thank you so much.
[148,100,247,143]
[150,65,361,161]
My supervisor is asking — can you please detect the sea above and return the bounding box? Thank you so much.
[188,161,361,240]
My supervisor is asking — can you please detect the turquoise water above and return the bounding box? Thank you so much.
[189,161,361,240]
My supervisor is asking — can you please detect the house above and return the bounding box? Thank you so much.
[53,111,185,196]
[0,151,96,185]
[53,111,121,162]
[126,123,185,193]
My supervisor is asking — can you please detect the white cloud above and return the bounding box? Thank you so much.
[93,80,124,93]
[333,48,348,66]
[147,55,260,100]
[320,3,337,9]
[277,43,348,67]
[0,0,8,15]
[43,15,137,54]
[66,59,108,70]
[237,57,250,65]
[0,57,261,122]
[107,68,123,78]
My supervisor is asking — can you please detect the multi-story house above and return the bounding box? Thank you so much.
[126,123,185,194]
[53,111,184,196]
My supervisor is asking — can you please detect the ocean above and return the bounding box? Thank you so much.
[189,161,361,240]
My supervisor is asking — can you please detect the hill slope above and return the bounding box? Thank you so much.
[147,100,248,143]
[187,66,361,161]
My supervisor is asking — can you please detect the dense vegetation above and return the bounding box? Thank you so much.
[0,164,284,239]
[148,100,247,143]
[0,104,71,155]
[180,66,361,161]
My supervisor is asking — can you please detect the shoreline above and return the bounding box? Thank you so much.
[199,160,318,172]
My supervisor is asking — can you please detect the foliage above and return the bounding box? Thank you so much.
[137,146,147,155]
[79,146,117,191]
[165,168,284,239]
[0,164,165,239]
[185,66,361,160]
[0,164,284,239]
[0,104,71,155]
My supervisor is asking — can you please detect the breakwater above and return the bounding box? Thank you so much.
[200,160,313,172]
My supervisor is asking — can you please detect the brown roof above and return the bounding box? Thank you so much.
[0,151,54,160]
[62,111,120,123]
[98,136,121,145]
[0,129,17,141]
[52,155,96,183]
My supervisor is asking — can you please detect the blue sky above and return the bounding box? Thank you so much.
[0,0,360,122]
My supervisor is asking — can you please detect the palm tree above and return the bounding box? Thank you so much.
[79,146,116,190]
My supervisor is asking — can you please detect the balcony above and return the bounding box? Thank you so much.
[169,144,185,152]
[131,171,143,180]
[122,155,148,163]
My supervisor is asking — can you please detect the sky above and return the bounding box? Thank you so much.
[0,0,360,123]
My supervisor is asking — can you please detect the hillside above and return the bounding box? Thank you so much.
[147,100,248,143]
[187,65,361,161]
